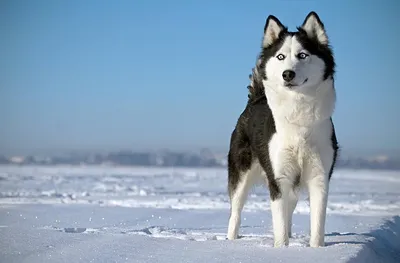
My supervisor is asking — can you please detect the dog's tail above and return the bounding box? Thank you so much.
[247,58,265,103]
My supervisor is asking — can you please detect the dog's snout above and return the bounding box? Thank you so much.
[282,70,296,82]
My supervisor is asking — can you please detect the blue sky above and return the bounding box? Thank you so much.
[0,0,399,156]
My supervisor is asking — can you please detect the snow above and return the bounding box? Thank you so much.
[0,165,399,263]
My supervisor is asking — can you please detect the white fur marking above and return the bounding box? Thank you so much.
[270,179,290,247]
[308,176,329,247]
[269,133,302,247]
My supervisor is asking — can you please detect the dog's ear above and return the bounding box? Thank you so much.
[301,11,328,45]
[263,15,286,47]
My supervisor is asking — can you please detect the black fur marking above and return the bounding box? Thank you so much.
[227,96,281,200]
[227,120,252,198]
[329,118,339,180]
[247,66,265,103]
[293,174,301,188]
[295,28,335,79]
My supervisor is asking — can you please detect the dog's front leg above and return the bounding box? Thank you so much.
[307,174,329,247]
[305,146,333,248]
[265,136,300,247]
[270,177,292,247]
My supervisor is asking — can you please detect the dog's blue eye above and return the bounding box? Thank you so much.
[298,52,309,59]
[276,54,285,60]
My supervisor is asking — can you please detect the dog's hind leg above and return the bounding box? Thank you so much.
[226,132,254,240]
[227,125,254,240]
[227,167,253,240]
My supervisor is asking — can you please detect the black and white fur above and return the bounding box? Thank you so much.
[227,11,339,247]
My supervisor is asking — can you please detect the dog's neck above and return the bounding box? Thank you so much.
[263,78,336,130]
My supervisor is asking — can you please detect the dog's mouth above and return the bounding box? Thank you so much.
[285,78,308,88]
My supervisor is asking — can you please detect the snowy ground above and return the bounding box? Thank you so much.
[0,165,399,263]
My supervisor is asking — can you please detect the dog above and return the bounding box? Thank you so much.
[226,11,339,248]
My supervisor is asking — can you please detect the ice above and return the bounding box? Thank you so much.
[0,165,399,262]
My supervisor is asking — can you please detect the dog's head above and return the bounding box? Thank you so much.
[260,12,335,92]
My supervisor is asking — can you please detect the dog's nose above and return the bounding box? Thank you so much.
[282,70,296,82]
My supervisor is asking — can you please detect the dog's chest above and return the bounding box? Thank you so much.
[267,93,332,161]
[270,94,318,128]
[267,118,332,178]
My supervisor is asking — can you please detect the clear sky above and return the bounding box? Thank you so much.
[1,0,399,156]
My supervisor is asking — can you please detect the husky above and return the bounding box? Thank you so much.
[226,11,339,247]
